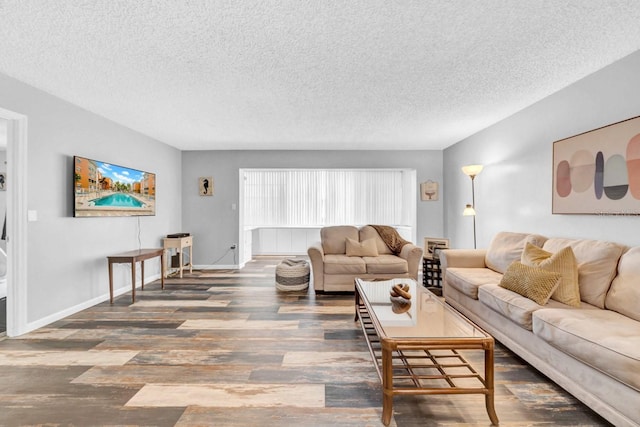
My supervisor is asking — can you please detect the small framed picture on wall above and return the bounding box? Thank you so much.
[199,176,213,196]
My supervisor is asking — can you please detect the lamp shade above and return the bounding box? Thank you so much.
[461,164,484,177]
[463,204,476,216]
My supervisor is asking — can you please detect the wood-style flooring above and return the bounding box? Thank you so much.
[0,256,612,426]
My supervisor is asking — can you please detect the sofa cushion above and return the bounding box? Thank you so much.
[479,283,568,330]
[533,307,640,391]
[542,238,625,308]
[498,261,561,306]
[359,225,393,255]
[323,254,366,274]
[364,255,408,274]
[321,226,359,255]
[445,267,503,299]
[346,237,378,257]
[521,243,580,307]
[485,231,547,274]
[606,246,640,322]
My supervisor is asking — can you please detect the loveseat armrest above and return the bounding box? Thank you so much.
[399,243,424,280]
[307,242,325,291]
[439,249,487,271]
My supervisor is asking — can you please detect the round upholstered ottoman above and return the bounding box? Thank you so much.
[275,259,310,291]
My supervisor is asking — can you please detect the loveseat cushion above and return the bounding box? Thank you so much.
[478,283,567,330]
[359,225,393,255]
[485,232,547,274]
[605,246,640,322]
[542,238,625,309]
[533,307,640,391]
[364,255,408,274]
[321,226,359,255]
[445,267,503,299]
[323,254,366,274]
[346,237,378,257]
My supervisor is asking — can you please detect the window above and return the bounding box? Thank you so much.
[243,169,413,227]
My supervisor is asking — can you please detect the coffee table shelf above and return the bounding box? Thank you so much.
[355,278,499,426]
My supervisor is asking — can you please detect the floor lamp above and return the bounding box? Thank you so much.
[462,164,483,249]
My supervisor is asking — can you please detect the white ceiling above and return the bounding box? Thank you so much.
[1,1,640,151]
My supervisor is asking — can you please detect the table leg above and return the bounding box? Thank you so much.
[485,343,499,425]
[179,250,183,278]
[131,261,136,303]
[108,260,114,304]
[381,344,394,426]
[141,260,145,290]
[189,245,193,274]
[160,252,165,289]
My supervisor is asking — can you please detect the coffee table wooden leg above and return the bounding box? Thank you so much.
[381,344,393,426]
[485,344,499,425]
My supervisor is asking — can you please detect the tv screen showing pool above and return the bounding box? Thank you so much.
[73,156,156,217]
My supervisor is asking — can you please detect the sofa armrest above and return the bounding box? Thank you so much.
[439,249,487,271]
[399,243,424,280]
[307,242,325,291]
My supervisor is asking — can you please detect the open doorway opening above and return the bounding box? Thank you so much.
[0,119,6,334]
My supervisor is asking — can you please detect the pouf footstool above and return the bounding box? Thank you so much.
[276,259,310,291]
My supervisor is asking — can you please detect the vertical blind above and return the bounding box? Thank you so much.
[243,169,406,227]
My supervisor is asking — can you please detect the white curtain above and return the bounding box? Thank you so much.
[244,169,406,227]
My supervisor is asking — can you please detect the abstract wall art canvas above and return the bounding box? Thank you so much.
[553,115,640,215]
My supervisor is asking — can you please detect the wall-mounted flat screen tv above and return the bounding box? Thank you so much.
[73,155,156,217]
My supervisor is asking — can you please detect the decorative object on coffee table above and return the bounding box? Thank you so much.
[275,258,310,291]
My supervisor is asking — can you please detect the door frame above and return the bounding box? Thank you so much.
[0,107,28,337]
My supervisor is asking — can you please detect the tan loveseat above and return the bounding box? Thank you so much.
[440,231,640,427]
[307,225,423,292]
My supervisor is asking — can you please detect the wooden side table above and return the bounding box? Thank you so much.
[163,235,193,278]
[107,248,165,304]
[423,256,443,295]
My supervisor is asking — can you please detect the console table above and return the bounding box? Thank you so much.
[107,248,165,304]
[163,235,193,278]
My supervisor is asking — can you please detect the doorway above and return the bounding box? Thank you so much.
[0,107,28,337]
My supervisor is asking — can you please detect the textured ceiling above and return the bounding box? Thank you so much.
[1,1,640,151]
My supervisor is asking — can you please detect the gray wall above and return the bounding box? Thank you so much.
[443,50,640,249]
[182,150,443,266]
[0,73,182,328]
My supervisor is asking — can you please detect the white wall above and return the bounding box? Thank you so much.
[443,50,640,249]
[182,150,443,266]
[0,73,182,331]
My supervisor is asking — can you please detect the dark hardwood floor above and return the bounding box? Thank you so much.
[0,256,612,426]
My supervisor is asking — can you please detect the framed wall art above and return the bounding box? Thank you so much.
[423,237,449,260]
[199,176,213,196]
[553,115,640,215]
[420,180,439,201]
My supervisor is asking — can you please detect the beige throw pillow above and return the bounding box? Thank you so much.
[499,261,561,305]
[521,243,580,307]
[346,238,379,257]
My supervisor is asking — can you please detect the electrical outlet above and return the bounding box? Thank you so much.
[230,244,237,250]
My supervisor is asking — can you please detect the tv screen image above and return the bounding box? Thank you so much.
[73,156,156,217]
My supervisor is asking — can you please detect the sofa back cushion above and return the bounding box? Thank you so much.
[485,232,548,274]
[542,238,625,309]
[606,246,640,321]
[359,225,393,255]
[321,226,359,255]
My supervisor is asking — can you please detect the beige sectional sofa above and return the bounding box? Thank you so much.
[307,225,423,292]
[440,231,640,427]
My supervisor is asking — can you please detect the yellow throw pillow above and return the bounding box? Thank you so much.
[499,261,561,305]
[345,238,379,257]
[521,243,580,307]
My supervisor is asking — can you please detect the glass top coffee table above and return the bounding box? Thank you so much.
[355,278,499,426]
